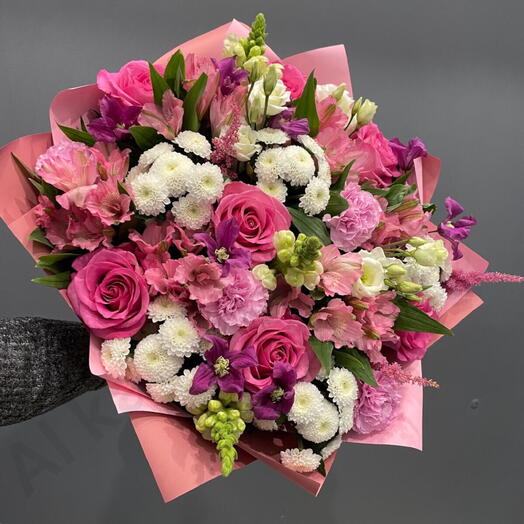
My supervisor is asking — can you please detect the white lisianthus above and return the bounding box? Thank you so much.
[100,338,131,379]
[356,98,378,126]
[138,142,174,169]
[280,145,315,186]
[187,162,224,202]
[147,295,187,323]
[408,238,449,267]
[296,400,339,443]
[280,448,321,473]
[232,125,262,161]
[158,317,201,358]
[149,151,194,198]
[133,334,183,383]
[174,131,211,159]
[256,178,287,203]
[130,172,170,216]
[288,382,325,425]
[248,78,291,119]
[316,83,354,117]
[255,127,288,145]
[353,252,388,298]
[327,367,358,407]
[299,177,330,216]
[172,194,212,230]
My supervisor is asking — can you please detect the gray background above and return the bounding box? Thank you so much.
[0,0,523,522]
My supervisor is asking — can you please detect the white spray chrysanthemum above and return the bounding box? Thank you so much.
[288,382,325,425]
[253,418,278,431]
[338,402,356,435]
[317,158,331,183]
[146,379,178,404]
[138,142,174,169]
[158,316,201,358]
[133,334,183,383]
[404,258,440,287]
[256,128,288,145]
[320,435,342,460]
[280,145,315,186]
[172,194,212,230]
[327,367,358,407]
[171,367,216,410]
[100,338,131,379]
[297,134,325,158]
[147,295,187,323]
[130,172,170,216]
[187,162,224,202]
[256,178,288,203]
[149,151,194,198]
[296,400,339,443]
[233,125,262,161]
[254,147,285,182]
[174,131,211,159]
[299,177,330,216]
[280,448,321,473]
[125,357,142,384]
[125,165,146,185]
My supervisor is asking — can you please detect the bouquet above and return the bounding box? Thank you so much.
[1,15,521,501]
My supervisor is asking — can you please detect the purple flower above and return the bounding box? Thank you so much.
[213,57,248,96]
[389,137,427,172]
[190,335,258,395]
[87,96,141,143]
[437,197,477,260]
[193,217,251,276]
[268,109,309,140]
[252,362,297,420]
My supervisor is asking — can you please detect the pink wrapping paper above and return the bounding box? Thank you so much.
[0,20,489,502]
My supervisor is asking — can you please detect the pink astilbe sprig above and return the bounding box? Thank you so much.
[445,269,524,294]
[378,362,440,388]
[210,105,242,179]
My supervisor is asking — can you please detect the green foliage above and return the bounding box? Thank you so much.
[57,124,95,146]
[309,336,334,373]
[31,271,71,289]
[393,297,453,335]
[129,126,164,150]
[148,62,171,106]
[182,73,208,131]
[288,207,331,246]
[334,348,378,387]
[294,72,319,136]
[164,50,185,97]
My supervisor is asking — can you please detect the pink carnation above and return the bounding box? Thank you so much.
[319,245,362,296]
[200,267,268,335]
[324,182,382,252]
[311,298,363,348]
[353,370,401,434]
[279,62,306,100]
[268,276,314,318]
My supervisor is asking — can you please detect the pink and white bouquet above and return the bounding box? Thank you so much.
[1,15,521,501]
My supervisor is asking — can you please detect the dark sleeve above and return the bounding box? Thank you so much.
[0,317,105,426]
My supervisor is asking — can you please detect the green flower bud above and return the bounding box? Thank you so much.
[408,236,427,247]
[227,408,241,420]
[386,263,407,278]
[285,267,305,287]
[264,65,279,96]
[397,281,423,293]
[273,230,296,250]
[411,239,448,267]
[351,97,363,115]
[331,83,347,102]
[277,248,294,264]
[208,399,223,413]
[218,391,238,406]
[356,99,377,125]
[204,414,217,428]
[404,293,423,302]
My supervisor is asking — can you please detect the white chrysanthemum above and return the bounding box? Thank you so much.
[338,402,355,435]
[100,338,131,379]
[172,194,212,230]
[138,142,174,169]
[299,178,330,216]
[146,379,178,404]
[125,165,146,185]
[317,158,331,183]
[280,146,315,186]
[253,418,278,431]
[296,400,339,443]
[254,147,285,182]
[174,131,211,159]
[149,151,194,198]
[171,367,216,410]
[297,134,325,158]
[280,448,321,473]
[423,284,448,312]
[158,317,201,358]
[257,178,288,203]
[404,258,440,287]
[130,172,170,216]
[440,254,453,282]
[133,334,183,383]
[125,357,142,384]
[256,128,288,145]
[233,125,262,161]
[187,162,224,202]
[327,367,358,407]
[321,435,342,460]
[147,295,187,323]
[288,382,325,425]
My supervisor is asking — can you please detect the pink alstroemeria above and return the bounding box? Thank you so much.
[83,178,133,226]
[138,90,183,140]
[319,245,363,297]
[268,276,314,318]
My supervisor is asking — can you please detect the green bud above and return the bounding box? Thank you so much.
[386,263,407,278]
[303,271,321,290]
[352,96,363,115]
[404,293,423,302]
[408,236,427,247]
[397,281,423,293]
[204,414,217,428]
[331,83,346,102]
[356,99,377,126]
[207,399,223,413]
[216,411,228,422]
[277,248,294,264]
[411,239,448,267]
[263,65,279,96]
[273,230,295,250]
[218,391,238,406]
[285,267,305,287]
[227,408,240,420]
[186,404,206,416]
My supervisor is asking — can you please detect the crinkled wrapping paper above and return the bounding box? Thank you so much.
[0,19,488,502]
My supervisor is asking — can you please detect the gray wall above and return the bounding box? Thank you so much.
[0,1,523,522]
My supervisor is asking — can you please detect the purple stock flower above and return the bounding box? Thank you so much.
[193,218,251,276]
[389,137,427,172]
[190,335,257,395]
[268,109,309,140]
[252,362,297,420]
[214,57,249,95]
[88,96,140,143]
[438,197,477,260]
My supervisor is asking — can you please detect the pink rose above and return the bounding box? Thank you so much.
[67,248,149,338]
[97,60,164,107]
[230,316,319,392]
[213,182,291,264]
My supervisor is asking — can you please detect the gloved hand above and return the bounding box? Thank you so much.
[0,317,105,426]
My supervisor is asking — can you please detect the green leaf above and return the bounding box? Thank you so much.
[129,126,164,150]
[57,124,95,146]
[288,207,331,245]
[11,153,40,181]
[29,227,53,248]
[309,336,333,373]
[36,252,78,269]
[334,348,378,387]
[393,297,453,335]
[423,202,437,214]
[317,459,327,477]
[294,72,319,136]
[385,183,417,212]
[80,117,88,133]
[323,191,348,217]
[148,61,171,106]
[182,73,208,131]
[32,271,71,289]
[164,50,185,97]
[331,160,355,192]
[12,154,59,201]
